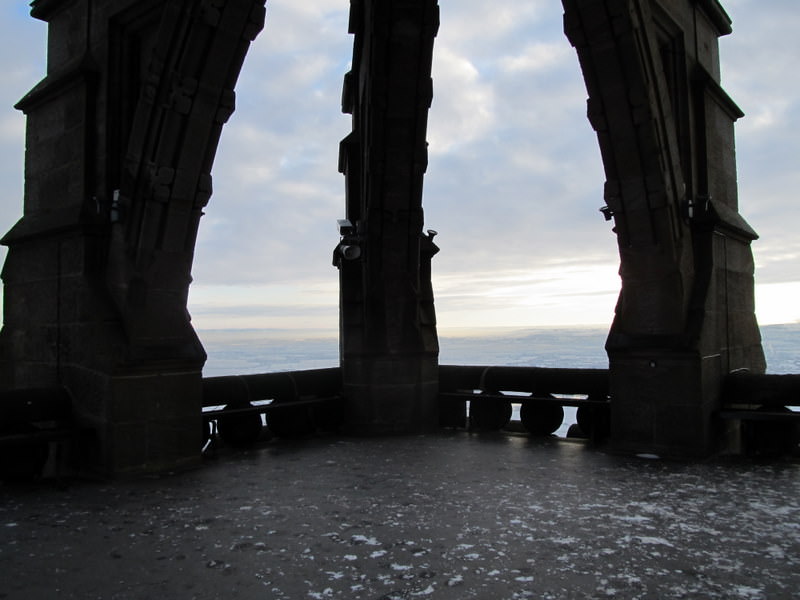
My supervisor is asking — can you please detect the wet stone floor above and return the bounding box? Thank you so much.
[1,433,799,599]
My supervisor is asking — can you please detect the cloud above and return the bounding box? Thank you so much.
[0,1,798,331]
[435,0,549,52]
[431,263,620,329]
[0,113,24,143]
[256,2,350,55]
[755,282,800,325]
[498,42,570,74]
[428,47,496,154]
[188,281,338,330]
[717,1,800,306]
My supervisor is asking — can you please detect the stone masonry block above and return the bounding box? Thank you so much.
[1,241,60,284]
[106,421,149,474]
[146,417,203,469]
[343,379,438,435]
[2,280,58,329]
[654,403,710,454]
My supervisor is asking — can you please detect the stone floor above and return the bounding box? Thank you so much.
[1,433,799,599]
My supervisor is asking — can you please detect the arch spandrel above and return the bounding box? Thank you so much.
[564,0,694,338]
[564,0,764,455]
[108,0,266,352]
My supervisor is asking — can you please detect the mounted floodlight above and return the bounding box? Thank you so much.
[339,245,361,260]
[599,206,614,221]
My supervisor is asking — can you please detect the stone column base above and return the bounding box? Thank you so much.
[67,366,203,477]
[342,356,439,435]
[609,352,736,457]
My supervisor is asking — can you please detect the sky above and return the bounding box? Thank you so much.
[0,0,798,334]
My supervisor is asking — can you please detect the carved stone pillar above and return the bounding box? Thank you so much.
[563,0,765,456]
[336,0,441,434]
[0,0,265,475]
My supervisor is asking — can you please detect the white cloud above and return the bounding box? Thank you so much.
[257,3,349,55]
[498,42,569,74]
[756,282,800,325]
[0,113,24,143]
[0,1,798,331]
[188,281,338,330]
[432,264,620,329]
[736,100,789,134]
[753,242,800,284]
[428,47,496,154]
[436,0,548,51]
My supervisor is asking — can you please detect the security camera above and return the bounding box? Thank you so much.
[337,219,356,237]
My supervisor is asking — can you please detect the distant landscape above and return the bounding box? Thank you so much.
[199,323,799,377]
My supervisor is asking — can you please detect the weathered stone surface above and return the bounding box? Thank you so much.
[0,0,265,475]
[0,0,773,468]
[564,0,765,456]
[336,0,441,434]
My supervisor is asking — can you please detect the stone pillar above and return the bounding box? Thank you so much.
[563,0,764,456]
[0,0,265,475]
[336,0,441,434]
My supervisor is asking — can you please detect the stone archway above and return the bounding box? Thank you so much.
[333,0,765,454]
[562,0,764,454]
[0,0,766,473]
[0,0,266,475]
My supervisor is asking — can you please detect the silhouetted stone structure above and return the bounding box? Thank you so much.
[335,0,441,434]
[563,0,764,455]
[0,0,266,475]
[0,0,771,474]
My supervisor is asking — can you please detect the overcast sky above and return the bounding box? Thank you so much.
[0,0,798,333]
